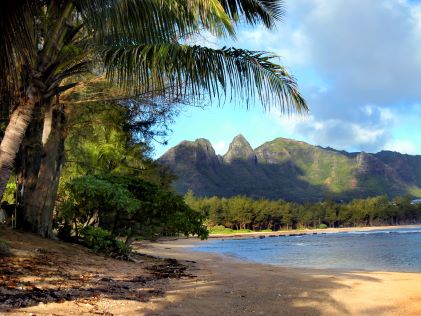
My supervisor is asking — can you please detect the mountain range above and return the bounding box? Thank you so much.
[158,135,421,202]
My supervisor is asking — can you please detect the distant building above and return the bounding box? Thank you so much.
[411,199,421,205]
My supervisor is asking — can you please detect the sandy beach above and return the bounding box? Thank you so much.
[135,237,421,316]
[2,226,421,315]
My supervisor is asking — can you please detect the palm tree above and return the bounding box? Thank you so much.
[0,0,307,237]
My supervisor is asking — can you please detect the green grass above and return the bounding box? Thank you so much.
[208,227,275,235]
[408,186,421,198]
[208,227,253,234]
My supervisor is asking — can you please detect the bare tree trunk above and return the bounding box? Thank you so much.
[0,94,36,198]
[16,101,65,237]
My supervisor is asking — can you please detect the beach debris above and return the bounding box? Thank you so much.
[0,249,191,309]
[146,258,195,279]
[128,276,154,284]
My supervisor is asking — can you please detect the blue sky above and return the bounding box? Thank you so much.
[153,0,421,158]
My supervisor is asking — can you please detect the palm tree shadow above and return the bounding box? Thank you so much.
[136,256,390,316]
[0,229,195,313]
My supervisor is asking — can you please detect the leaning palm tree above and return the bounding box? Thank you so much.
[0,0,307,237]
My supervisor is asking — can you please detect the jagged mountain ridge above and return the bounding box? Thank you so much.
[158,135,421,201]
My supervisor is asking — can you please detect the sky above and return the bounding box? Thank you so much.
[153,0,421,158]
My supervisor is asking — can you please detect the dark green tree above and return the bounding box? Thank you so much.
[58,174,208,246]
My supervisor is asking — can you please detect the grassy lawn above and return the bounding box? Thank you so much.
[208,227,273,235]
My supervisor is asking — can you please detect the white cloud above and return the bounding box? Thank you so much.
[185,30,219,48]
[213,140,228,155]
[379,108,394,122]
[384,139,417,154]
[241,27,266,46]
[238,0,421,153]
[268,108,306,128]
[268,104,392,152]
[352,125,385,147]
[364,105,374,116]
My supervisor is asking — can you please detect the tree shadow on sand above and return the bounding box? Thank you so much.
[137,253,401,316]
[0,229,196,314]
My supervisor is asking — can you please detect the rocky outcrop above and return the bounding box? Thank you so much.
[159,138,220,168]
[223,134,257,164]
[356,152,385,175]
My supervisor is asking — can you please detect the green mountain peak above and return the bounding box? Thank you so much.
[223,134,256,164]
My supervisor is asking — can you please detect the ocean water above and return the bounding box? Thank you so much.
[192,227,421,271]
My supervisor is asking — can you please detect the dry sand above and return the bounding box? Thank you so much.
[1,227,421,315]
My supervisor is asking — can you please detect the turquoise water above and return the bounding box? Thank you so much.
[192,227,421,271]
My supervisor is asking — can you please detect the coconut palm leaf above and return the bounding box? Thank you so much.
[101,44,307,113]
[77,0,284,47]
[0,1,37,107]
[76,0,234,45]
[1,0,293,108]
[220,0,284,28]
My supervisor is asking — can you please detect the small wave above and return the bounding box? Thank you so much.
[346,231,372,235]
[347,229,421,235]
[223,252,248,260]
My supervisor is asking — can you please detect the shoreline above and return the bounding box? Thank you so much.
[205,224,421,239]
[134,228,421,315]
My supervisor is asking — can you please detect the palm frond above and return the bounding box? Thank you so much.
[101,44,307,113]
[77,0,285,47]
[220,0,284,28]
[0,1,37,107]
[75,0,234,46]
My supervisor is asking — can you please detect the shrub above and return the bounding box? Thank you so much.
[57,175,208,248]
[318,223,328,229]
[79,226,131,258]
[80,226,115,252]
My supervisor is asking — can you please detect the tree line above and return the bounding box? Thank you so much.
[185,191,421,231]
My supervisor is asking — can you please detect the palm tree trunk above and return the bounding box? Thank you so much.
[16,101,65,237]
[0,94,36,198]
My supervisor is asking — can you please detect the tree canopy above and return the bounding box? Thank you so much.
[186,192,421,231]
